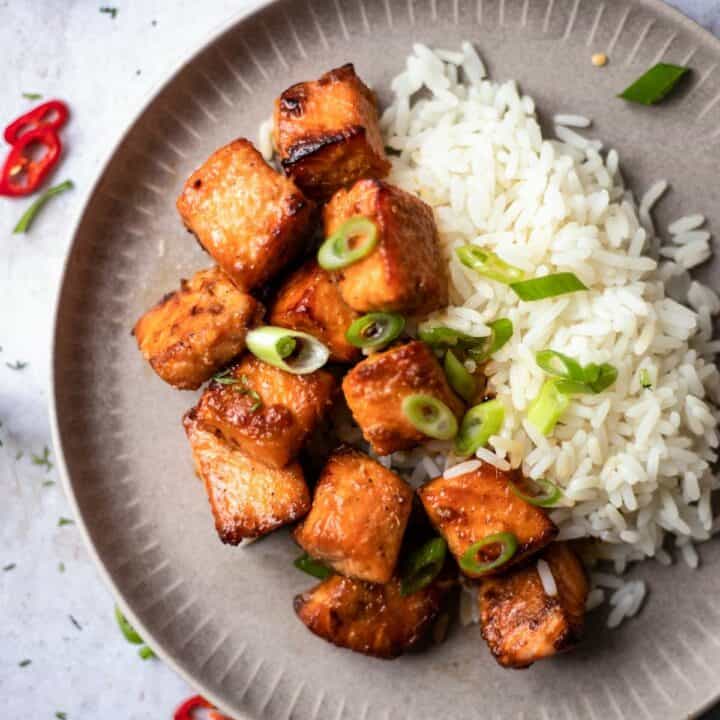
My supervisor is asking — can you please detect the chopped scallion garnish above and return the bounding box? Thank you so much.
[346,312,405,350]
[402,394,458,440]
[510,272,587,301]
[318,216,378,270]
[246,327,329,374]
[444,350,476,403]
[138,645,156,660]
[510,477,563,507]
[294,552,332,580]
[459,532,518,576]
[456,245,525,284]
[455,399,505,456]
[400,537,447,596]
[419,318,513,363]
[619,63,690,105]
[527,379,570,435]
[536,350,617,394]
[13,179,74,234]
[640,368,652,389]
[115,605,143,644]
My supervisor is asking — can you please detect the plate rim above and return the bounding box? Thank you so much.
[49,1,720,718]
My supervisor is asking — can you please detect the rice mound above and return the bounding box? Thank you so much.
[379,43,720,618]
[259,43,719,625]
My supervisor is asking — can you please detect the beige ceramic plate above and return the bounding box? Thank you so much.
[52,1,720,717]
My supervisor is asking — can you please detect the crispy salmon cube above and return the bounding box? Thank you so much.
[176,138,315,290]
[269,260,360,363]
[294,448,413,583]
[193,355,336,468]
[273,64,390,200]
[323,179,448,314]
[183,411,310,542]
[294,574,445,659]
[342,341,464,455]
[479,542,589,668]
[132,266,264,390]
[418,463,557,578]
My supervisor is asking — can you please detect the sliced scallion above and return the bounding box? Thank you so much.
[318,216,378,270]
[246,326,329,374]
[346,312,405,350]
[460,532,518,576]
[456,245,525,284]
[619,63,690,106]
[402,394,458,440]
[138,645,156,660]
[400,537,447,596]
[510,477,563,507]
[13,179,74,234]
[536,350,617,394]
[294,552,332,580]
[510,272,587,301]
[115,605,143,645]
[444,350,476,403]
[527,379,570,435]
[640,368,652,389]
[419,325,481,348]
[455,399,505,456]
[420,318,513,362]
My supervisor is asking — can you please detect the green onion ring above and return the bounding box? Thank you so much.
[459,532,518,575]
[246,326,329,374]
[402,394,458,440]
[456,245,526,284]
[115,605,143,645]
[527,379,570,436]
[346,312,405,350]
[318,216,379,270]
[444,350,476,403]
[510,477,563,507]
[454,399,505,456]
[400,537,447,596]
[294,553,332,580]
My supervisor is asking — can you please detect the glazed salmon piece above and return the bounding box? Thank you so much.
[479,542,589,668]
[269,259,361,363]
[342,341,464,456]
[418,463,557,578]
[294,448,413,583]
[183,412,310,543]
[132,266,263,390]
[176,138,315,290]
[294,574,446,659]
[273,63,390,200]
[192,355,336,469]
[323,179,448,314]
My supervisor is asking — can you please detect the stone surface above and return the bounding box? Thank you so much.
[0,1,718,719]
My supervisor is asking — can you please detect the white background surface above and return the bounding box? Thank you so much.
[1,1,718,719]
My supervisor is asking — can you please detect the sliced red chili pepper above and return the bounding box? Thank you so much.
[173,694,233,720]
[0,126,61,197]
[4,100,69,146]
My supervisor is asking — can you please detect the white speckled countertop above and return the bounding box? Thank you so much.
[1,1,718,718]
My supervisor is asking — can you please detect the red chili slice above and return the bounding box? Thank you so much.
[4,100,69,146]
[0,126,62,197]
[173,694,233,720]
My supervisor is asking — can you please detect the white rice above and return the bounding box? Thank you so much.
[443,459,482,479]
[536,559,558,596]
[380,44,718,625]
[554,113,591,128]
[669,214,705,235]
